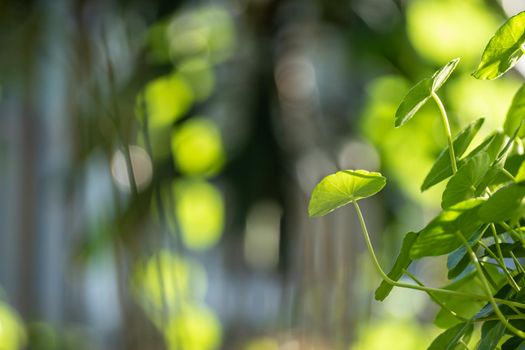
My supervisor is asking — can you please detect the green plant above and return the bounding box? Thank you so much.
[309,11,525,349]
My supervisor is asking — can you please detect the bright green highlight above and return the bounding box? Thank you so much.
[175,179,224,250]
[0,302,25,350]
[132,251,207,312]
[164,303,222,350]
[308,169,386,217]
[407,0,498,65]
[172,118,225,177]
[143,73,194,128]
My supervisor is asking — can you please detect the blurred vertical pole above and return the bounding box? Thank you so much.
[35,0,69,324]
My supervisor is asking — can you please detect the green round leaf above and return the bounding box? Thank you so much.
[308,170,386,217]
[473,11,525,80]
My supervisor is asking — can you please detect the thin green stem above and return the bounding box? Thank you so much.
[432,91,457,174]
[510,251,525,275]
[501,222,525,248]
[490,224,520,291]
[500,167,516,182]
[456,232,525,338]
[352,201,525,309]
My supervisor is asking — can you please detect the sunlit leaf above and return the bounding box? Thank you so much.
[395,58,459,127]
[308,170,386,217]
[473,11,525,80]
[421,118,484,191]
[441,152,490,208]
[504,84,525,138]
[427,322,473,350]
[478,321,506,350]
[375,232,418,301]
[410,199,485,259]
[478,183,525,223]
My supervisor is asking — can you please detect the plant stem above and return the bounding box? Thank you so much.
[456,232,525,338]
[352,200,525,309]
[490,224,520,291]
[431,91,457,174]
[500,222,525,248]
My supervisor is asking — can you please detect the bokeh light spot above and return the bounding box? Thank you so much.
[0,302,25,350]
[132,251,207,315]
[144,74,194,128]
[110,145,153,192]
[171,118,225,177]
[164,303,222,350]
[174,180,224,250]
[407,0,498,66]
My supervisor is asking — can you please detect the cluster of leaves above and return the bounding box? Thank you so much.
[309,10,525,350]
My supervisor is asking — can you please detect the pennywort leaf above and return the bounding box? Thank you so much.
[374,232,418,301]
[308,170,386,217]
[395,58,460,127]
[473,11,525,80]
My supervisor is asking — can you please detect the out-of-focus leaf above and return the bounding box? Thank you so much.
[473,11,525,80]
[375,232,418,301]
[421,118,484,191]
[410,199,485,259]
[308,170,386,217]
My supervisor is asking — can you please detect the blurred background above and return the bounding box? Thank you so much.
[0,0,524,349]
